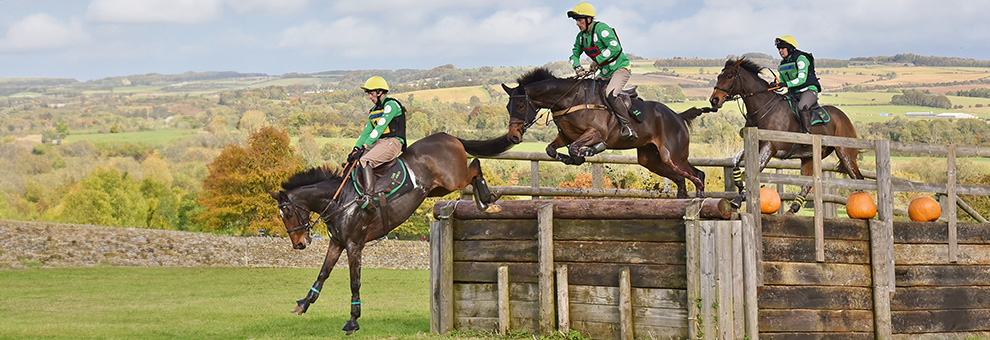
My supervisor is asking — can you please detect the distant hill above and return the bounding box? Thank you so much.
[86,71,269,87]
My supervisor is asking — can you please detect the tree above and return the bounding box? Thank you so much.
[55,167,147,227]
[197,127,304,235]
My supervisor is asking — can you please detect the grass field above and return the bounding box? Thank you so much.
[64,129,199,146]
[393,86,492,104]
[0,267,489,340]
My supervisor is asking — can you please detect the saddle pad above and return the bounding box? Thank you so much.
[351,159,414,200]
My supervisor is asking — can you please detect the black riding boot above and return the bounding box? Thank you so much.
[798,108,813,133]
[354,165,376,211]
[608,94,638,140]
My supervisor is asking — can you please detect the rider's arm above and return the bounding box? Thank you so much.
[569,33,584,69]
[786,54,812,88]
[361,100,402,146]
[591,22,621,66]
[354,117,375,148]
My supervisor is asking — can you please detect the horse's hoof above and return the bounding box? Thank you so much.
[570,157,585,166]
[484,203,502,214]
[290,305,305,315]
[342,320,360,335]
[730,197,744,209]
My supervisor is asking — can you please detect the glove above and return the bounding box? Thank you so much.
[589,63,599,73]
[574,66,587,77]
[346,146,364,163]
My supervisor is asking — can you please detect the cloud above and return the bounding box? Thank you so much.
[276,17,382,57]
[0,13,91,52]
[226,0,308,15]
[86,0,224,24]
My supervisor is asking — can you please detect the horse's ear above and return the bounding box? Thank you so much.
[269,191,282,201]
[734,59,745,67]
[501,83,513,94]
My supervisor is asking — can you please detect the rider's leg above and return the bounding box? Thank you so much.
[604,68,637,140]
[354,138,402,211]
[796,90,819,133]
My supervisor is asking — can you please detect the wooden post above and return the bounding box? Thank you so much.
[429,215,454,334]
[813,134,825,262]
[823,171,836,218]
[743,127,764,285]
[724,166,735,193]
[592,162,604,189]
[531,160,540,200]
[498,265,510,335]
[731,220,745,338]
[776,168,786,216]
[716,221,735,340]
[619,267,633,340]
[685,202,702,339]
[875,140,896,291]
[869,219,893,340]
[947,144,958,263]
[699,221,716,340]
[741,214,760,340]
[556,265,570,334]
[538,203,555,334]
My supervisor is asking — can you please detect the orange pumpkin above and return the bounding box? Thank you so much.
[846,191,877,219]
[760,187,781,214]
[909,197,941,222]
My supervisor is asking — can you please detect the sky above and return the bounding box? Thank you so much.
[2,0,989,81]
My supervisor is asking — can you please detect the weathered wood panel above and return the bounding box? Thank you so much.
[893,222,990,244]
[759,310,874,332]
[553,219,685,242]
[567,286,687,310]
[570,320,620,340]
[758,286,873,310]
[438,198,732,220]
[453,316,498,332]
[454,262,539,283]
[453,240,537,262]
[896,265,990,286]
[452,219,536,240]
[891,331,990,340]
[763,262,872,286]
[633,324,689,340]
[892,309,990,333]
[562,262,687,289]
[554,241,685,265]
[761,215,869,240]
[453,282,539,301]
[894,244,990,264]
[759,332,873,340]
[891,287,990,310]
[569,303,687,328]
[763,237,871,264]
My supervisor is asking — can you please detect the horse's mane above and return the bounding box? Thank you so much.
[281,165,343,191]
[726,58,772,87]
[515,67,558,87]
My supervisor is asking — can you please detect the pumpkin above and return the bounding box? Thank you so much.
[909,197,941,222]
[846,191,877,219]
[760,187,781,214]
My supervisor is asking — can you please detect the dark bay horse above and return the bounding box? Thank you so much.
[502,67,711,198]
[708,58,863,212]
[269,132,511,335]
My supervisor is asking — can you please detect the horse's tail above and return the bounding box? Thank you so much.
[456,133,516,157]
[677,107,710,126]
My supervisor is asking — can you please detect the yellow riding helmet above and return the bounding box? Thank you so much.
[361,76,389,92]
[775,35,797,49]
[567,2,595,18]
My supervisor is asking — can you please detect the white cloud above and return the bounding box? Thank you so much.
[86,0,224,24]
[276,17,382,57]
[0,13,91,52]
[225,0,308,15]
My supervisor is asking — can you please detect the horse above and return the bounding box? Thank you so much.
[708,58,864,212]
[268,132,512,335]
[501,67,711,198]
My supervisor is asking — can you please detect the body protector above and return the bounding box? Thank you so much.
[778,50,821,95]
[570,21,630,78]
[355,97,407,151]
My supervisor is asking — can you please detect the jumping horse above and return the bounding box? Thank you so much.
[708,58,864,212]
[502,67,712,198]
[269,132,512,335]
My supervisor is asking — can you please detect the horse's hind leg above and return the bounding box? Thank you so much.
[836,147,864,180]
[293,241,344,315]
[637,146,688,198]
[467,158,501,213]
[789,159,815,214]
[342,242,366,335]
[730,149,746,208]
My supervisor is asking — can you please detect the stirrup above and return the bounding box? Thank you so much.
[354,194,376,211]
[620,125,638,140]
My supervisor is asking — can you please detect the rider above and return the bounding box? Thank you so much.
[775,35,822,133]
[567,2,638,140]
[347,76,406,211]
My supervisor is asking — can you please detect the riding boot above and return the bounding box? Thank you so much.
[608,94,638,140]
[354,165,376,211]
[798,108,813,133]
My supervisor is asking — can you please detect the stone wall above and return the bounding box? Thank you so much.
[0,220,429,270]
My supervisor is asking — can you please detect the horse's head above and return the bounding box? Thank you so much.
[709,58,770,110]
[270,190,314,249]
[502,83,537,144]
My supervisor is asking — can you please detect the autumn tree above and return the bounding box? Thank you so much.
[197,127,304,235]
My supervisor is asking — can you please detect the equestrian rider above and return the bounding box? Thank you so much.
[347,76,406,211]
[568,2,638,140]
[775,35,822,133]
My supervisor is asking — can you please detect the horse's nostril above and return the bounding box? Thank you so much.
[294,243,306,250]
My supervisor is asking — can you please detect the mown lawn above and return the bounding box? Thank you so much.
[0,267,496,340]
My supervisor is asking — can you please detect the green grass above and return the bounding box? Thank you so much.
[0,267,451,340]
[64,129,198,146]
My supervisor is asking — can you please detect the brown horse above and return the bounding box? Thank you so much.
[502,67,711,198]
[269,132,511,335]
[708,58,863,212]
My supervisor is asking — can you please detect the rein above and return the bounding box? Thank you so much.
[717,66,785,124]
[512,76,589,129]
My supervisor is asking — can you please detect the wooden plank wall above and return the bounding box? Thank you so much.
[449,217,690,339]
[758,215,876,339]
[891,220,990,339]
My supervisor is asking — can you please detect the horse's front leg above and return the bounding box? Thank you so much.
[546,134,577,164]
[730,149,746,208]
[568,129,606,158]
[342,242,366,335]
[292,241,344,315]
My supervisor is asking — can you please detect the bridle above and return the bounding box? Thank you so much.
[279,190,362,236]
[509,76,588,132]
[714,64,784,123]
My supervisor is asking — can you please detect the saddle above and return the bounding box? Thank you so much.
[350,159,414,206]
[784,94,830,126]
